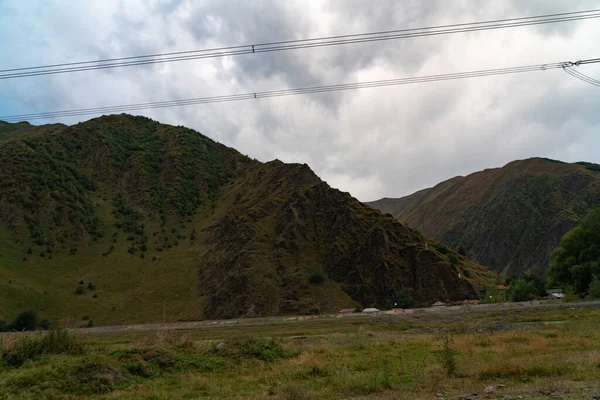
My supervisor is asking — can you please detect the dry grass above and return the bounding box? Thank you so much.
[1,308,600,399]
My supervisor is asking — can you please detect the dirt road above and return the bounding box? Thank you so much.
[75,299,600,335]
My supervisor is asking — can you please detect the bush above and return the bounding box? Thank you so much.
[437,330,457,376]
[434,242,450,255]
[87,282,96,290]
[588,278,600,300]
[215,336,297,362]
[396,289,416,309]
[563,287,580,302]
[75,286,85,295]
[307,269,326,284]
[10,310,39,331]
[509,278,539,302]
[1,329,85,367]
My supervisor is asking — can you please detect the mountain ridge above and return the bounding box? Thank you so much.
[368,157,600,275]
[0,115,490,324]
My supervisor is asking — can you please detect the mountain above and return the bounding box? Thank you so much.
[368,158,600,275]
[0,115,490,325]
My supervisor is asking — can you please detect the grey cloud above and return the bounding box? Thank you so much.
[1,0,600,202]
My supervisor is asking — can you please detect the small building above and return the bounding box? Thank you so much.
[362,307,380,313]
[338,308,355,314]
[432,301,446,307]
[497,285,510,291]
[546,289,564,300]
[461,299,480,305]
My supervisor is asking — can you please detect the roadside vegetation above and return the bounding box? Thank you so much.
[1,307,598,399]
[548,207,600,299]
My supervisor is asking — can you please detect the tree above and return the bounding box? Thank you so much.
[10,309,39,331]
[508,273,545,299]
[548,207,600,296]
[396,289,416,309]
[509,278,539,302]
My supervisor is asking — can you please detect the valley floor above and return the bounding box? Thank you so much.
[1,302,600,399]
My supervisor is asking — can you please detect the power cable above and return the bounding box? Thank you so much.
[3,58,598,122]
[1,9,599,79]
[563,66,600,87]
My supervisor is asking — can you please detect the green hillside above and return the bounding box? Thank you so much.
[0,115,490,326]
[368,158,600,275]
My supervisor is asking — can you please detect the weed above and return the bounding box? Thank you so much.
[437,329,457,376]
[280,383,315,400]
[473,333,491,347]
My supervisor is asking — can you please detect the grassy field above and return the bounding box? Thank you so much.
[1,306,599,399]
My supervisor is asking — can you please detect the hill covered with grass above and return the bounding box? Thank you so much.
[368,158,600,275]
[0,115,489,325]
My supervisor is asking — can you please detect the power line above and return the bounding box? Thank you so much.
[563,66,600,87]
[1,9,600,79]
[3,58,598,122]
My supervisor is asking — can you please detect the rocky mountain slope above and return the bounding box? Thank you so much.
[368,158,600,275]
[0,115,489,325]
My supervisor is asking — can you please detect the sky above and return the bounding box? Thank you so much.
[1,0,599,201]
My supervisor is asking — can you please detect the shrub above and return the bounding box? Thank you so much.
[437,330,457,376]
[563,287,580,302]
[87,282,96,290]
[75,286,85,295]
[10,310,39,331]
[448,253,460,264]
[434,242,450,255]
[396,288,416,309]
[587,278,600,300]
[307,269,326,284]
[215,336,297,362]
[123,360,150,377]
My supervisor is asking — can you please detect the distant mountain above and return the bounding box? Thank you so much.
[368,158,600,275]
[0,115,489,325]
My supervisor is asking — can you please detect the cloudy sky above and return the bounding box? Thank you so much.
[1,0,599,201]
